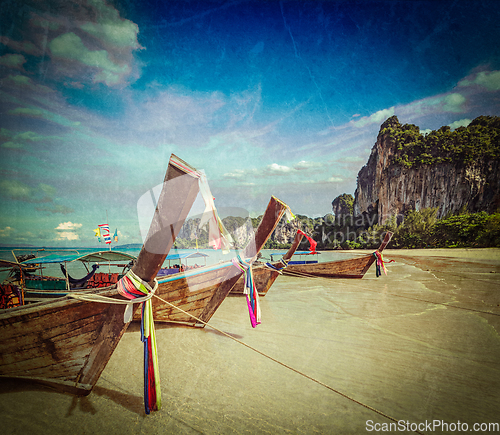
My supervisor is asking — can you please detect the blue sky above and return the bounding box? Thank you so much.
[1,0,499,247]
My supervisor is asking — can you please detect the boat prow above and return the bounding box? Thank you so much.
[230,228,304,296]
[138,196,291,326]
[0,154,201,394]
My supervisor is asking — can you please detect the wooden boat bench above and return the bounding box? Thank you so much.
[86,273,120,288]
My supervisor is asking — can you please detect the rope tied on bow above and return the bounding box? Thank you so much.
[117,270,161,414]
[373,251,394,277]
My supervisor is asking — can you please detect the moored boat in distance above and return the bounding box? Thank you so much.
[281,231,393,279]
[230,230,304,297]
[10,250,136,301]
[0,154,201,395]
[134,196,291,327]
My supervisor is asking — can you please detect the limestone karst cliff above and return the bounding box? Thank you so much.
[176,214,310,248]
[177,216,255,249]
[353,115,500,225]
[331,193,354,218]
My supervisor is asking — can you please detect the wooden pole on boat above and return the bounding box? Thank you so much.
[131,155,201,285]
[198,196,287,323]
[282,230,304,262]
[106,210,111,252]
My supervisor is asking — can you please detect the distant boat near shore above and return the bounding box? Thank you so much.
[280,231,393,279]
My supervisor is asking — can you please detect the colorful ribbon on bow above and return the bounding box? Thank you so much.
[117,270,161,414]
[373,251,394,277]
[232,255,260,327]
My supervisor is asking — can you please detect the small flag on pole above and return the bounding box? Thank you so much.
[94,228,101,242]
[114,229,118,242]
[99,224,112,245]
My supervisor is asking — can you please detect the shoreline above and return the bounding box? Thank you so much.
[342,247,500,261]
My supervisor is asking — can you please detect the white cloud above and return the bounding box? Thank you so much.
[459,70,500,91]
[0,227,14,238]
[223,169,247,178]
[442,93,466,113]
[448,118,472,130]
[0,53,26,70]
[2,74,53,94]
[0,180,32,201]
[55,222,82,230]
[266,163,291,174]
[80,20,140,50]
[350,107,395,128]
[49,32,129,86]
[7,0,142,88]
[397,91,468,121]
[293,160,323,170]
[55,232,80,241]
[55,221,82,240]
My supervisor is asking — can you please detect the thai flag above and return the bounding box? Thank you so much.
[99,224,112,244]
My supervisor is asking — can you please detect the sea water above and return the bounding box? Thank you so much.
[0,246,359,281]
[1,249,499,434]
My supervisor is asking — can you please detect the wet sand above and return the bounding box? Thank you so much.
[1,249,499,434]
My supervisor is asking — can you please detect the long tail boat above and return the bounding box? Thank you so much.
[282,231,393,279]
[133,195,290,327]
[0,154,201,395]
[229,229,304,297]
[7,250,137,302]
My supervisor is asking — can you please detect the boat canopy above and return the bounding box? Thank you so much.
[20,251,136,265]
[164,252,209,261]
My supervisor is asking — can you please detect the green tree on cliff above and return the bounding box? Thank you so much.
[381,115,500,167]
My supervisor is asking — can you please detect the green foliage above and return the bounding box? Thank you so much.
[391,208,438,248]
[387,209,500,248]
[342,240,362,249]
[295,214,316,231]
[477,213,500,247]
[250,216,261,228]
[332,193,354,214]
[340,208,500,249]
[383,115,500,168]
[431,211,494,247]
[263,239,292,249]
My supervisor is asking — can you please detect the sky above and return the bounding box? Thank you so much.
[0,0,499,247]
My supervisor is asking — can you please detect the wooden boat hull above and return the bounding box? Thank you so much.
[0,286,136,394]
[285,254,377,278]
[135,196,290,326]
[138,262,235,326]
[230,230,305,296]
[230,263,282,296]
[283,231,394,279]
[0,153,202,395]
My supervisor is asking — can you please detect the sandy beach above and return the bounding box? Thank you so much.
[1,248,499,434]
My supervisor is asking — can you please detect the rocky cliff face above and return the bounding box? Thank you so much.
[178,214,308,247]
[354,116,500,224]
[331,193,354,218]
[271,218,303,244]
[178,216,255,248]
